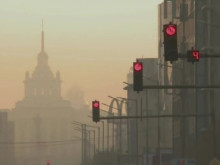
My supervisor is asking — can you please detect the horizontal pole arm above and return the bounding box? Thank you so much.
[179,54,220,58]
[143,85,220,89]
[100,113,212,120]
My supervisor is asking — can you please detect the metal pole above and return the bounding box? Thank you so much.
[99,113,212,120]
[107,120,109,152]
[82,124,84,165]
[157,83,161,164]
[93,130,96,157]
[146,90,149,165]
[84,125,87,164]
[93,130,96,165]
[126,102,130,155]
[98,127,100,152]
[142,85,220,89]
[89,131,91,165]
[102,121,105,151]
[136,99,139,165]
[120,107,122,154]
[113,115,115,152]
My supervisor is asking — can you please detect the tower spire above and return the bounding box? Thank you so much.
[41,18,44,51]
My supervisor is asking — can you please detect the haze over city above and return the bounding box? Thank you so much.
[0,0,162,109]
[1,1,220,165]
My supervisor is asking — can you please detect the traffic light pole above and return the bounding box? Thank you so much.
[135,99,138,165]
[82,124,84,165]
[107,119,109,152]
[101,121,105,152]
[112,116,115,152]
[98,127,100,152]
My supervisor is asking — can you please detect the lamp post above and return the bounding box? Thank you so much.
[72,122,85,165]
[118,97,139,165]
[146,77,160,164]
[108,96,123,154]
[73,121,100,164]
[75,127,96,165]
[103,99,122,154]
[100,109,114,152]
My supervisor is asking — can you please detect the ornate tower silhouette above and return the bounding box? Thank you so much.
[13,21,74,165]
[16,20,70,108]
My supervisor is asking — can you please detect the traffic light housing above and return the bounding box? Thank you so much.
[187,50,199,63]
[163,23,178,62]
[47,160,50,165]
[92,100,100,122]
[133,62,143,92]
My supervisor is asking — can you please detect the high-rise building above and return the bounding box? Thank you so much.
[159,0,220,164]
[0,110,14,165]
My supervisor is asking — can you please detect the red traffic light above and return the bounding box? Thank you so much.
[47,160,51,165]
[93,101,99,108]
[193,51,199,60]
[165,25,177,36]
[133,62,143,72]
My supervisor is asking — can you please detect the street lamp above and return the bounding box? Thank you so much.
[117,96,139,165]
[72,122,85,164]
[145,77,161,164]
[104,97,123,154]
[100,108,114,152]
[75,126,96,165]
[108,95,123,154]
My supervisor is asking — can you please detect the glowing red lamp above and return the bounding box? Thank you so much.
[93,101,99,108]
[165,25,177,36]
[133,62,143,72]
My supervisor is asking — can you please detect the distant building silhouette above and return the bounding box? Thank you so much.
[11,21,76,165]
[16,22,70,109]
[0,109,14,165]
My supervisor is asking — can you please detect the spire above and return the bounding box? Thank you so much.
[41,18,44,51]
[37,19,48,66]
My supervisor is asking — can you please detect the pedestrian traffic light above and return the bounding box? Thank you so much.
[92,100,100,122]
[133,61,143,92]
[187,50,199,63]
[163,23,178,62]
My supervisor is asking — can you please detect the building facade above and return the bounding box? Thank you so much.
[0,110,15,165]
[158,0,220,164]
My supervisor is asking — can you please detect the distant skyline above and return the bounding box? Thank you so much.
[0,0,162,109]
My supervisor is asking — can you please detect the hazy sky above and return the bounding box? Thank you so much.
[0,0,162,109]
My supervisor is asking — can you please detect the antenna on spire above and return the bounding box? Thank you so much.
[41,18,44,51]
[42,18,44,31]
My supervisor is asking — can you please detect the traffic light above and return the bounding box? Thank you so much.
[92,100,100,122]
[47,160,50,165]
[187,50,199,63]
[133,62,143,92]
[163,23,178,62]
